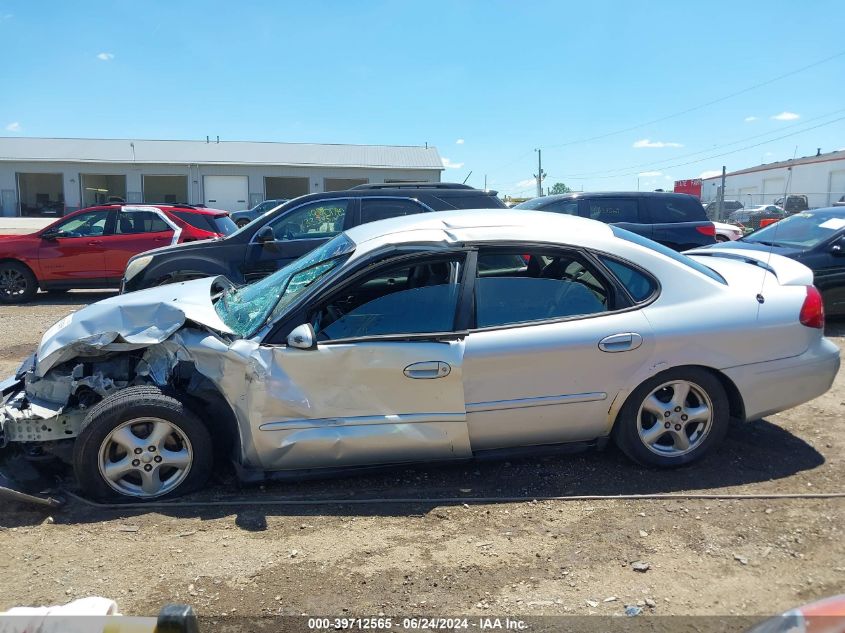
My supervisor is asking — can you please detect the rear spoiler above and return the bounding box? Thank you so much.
[685,247,813,286]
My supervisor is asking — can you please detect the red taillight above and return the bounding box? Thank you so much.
[696,224,716,236]
[799,285,825,329]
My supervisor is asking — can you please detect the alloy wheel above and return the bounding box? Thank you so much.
[636,380,714,457]
[97,417,194,498]
[0,268,28,297]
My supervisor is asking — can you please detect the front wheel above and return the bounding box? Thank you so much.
[0,261,37,303]
[612,368,729,467]
[73,386,213,501]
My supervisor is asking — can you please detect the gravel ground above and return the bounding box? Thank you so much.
[0,292,843,621]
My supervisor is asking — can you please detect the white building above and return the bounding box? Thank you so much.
[700,149,845,209]
[0,137,444,216]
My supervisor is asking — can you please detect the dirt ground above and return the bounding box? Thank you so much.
[0,291,843,621]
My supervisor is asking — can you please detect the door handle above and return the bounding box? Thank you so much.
[598,332,643,353]
[403,361,451,379]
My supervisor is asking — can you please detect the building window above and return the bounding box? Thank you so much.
[81,174,127,207]
[16,173,64,217]
[265,176,309,200]
[143,175,188,204]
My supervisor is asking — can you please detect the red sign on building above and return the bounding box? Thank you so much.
[674,179,702,198]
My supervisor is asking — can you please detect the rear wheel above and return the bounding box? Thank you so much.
[236,218,251,228]
[74,386,213,501]
[612,368,729,467]
[0,261,37,304]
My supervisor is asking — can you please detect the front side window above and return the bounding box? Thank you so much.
[587,198,639,224]
[360,198,426,223]
[474,249,611,328]
[53,210,110,237]
[215,234,355,337]
[116,210,172,234]
[266,200,349,241]
[311,255,464,341]
[543,199,579,215]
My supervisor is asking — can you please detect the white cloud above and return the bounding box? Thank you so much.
[771,111,799,121]
[516,178,536,189]
[699,170,722,179]
[97,52,115,61]
[455,138,464,145]
[638,170,662,177]
[632,138,683,148]
[744,116,757,122]
[441,157,464,169]
[5,121,21,132]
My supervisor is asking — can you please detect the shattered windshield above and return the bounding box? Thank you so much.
[214,234,355,336]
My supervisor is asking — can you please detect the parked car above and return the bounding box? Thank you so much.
[0,210,838,501]
[728,205,785,232]
[229,199,289,228]
[713,221,743,242]
[514,191,715,250]
[0,204,236,303]
[774,194,809,213]
[704,200,744,218]
[121,183,506,293]
[700,207,845,317]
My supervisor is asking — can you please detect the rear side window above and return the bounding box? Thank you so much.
[611,226,726,285]
[586,198,639,223]
[360,198,427,224]
[648,196,707,223]
[475,249,610,328]
[173,211,215,232]
[599,256,656,302]
[117,211,171,234]
[438,194,506,209]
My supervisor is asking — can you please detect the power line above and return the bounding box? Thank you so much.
[540,49,845,150]
[550,115,845,180]
[557,107,845,178]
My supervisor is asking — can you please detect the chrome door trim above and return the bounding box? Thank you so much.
[258,412,466,432]
[466,391,607,413]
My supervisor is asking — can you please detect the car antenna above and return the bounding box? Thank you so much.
[757,147,797,312]
[462,171,472,185]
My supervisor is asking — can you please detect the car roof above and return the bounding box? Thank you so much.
[530,191,699,203]
[344,209,614,257]
[801,207,845,216]
[82,203,227,215]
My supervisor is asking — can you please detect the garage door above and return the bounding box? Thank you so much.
[203,176,249,212]
[829,170,845,205]
[762,177,785,203]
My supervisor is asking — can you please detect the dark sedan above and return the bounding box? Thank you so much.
[699,207,845,317]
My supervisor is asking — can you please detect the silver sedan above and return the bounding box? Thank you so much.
[0,210,840,500]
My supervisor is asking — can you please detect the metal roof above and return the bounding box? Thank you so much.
[0,137,444,170]
[701,149,845,181]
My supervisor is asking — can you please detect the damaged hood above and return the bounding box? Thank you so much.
[35,277,235,377]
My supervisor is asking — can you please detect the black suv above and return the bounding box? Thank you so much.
[122,183,506,292]
[516,191,715,251]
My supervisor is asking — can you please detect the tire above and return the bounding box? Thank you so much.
[715,235,729,242]
[73,385,213,501]
[0,261,38,304]
[236,219,251,228]
[612,367,729,468]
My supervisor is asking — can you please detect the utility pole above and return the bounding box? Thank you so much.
[534,149,546,198]
[719,165,726,220]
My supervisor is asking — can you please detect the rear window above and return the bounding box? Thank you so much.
[599,256,657,302]
[648,196,707,223]
[611,226,726,285]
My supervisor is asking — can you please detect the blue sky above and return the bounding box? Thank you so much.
[1,0,844,197]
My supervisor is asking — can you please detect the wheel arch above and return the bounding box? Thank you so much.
[0,257,38,279]
[611,363,746,430]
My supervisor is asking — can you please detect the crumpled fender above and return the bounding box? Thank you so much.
[35,277,233,377]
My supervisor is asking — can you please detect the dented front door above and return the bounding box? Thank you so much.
[250,338,470,471]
